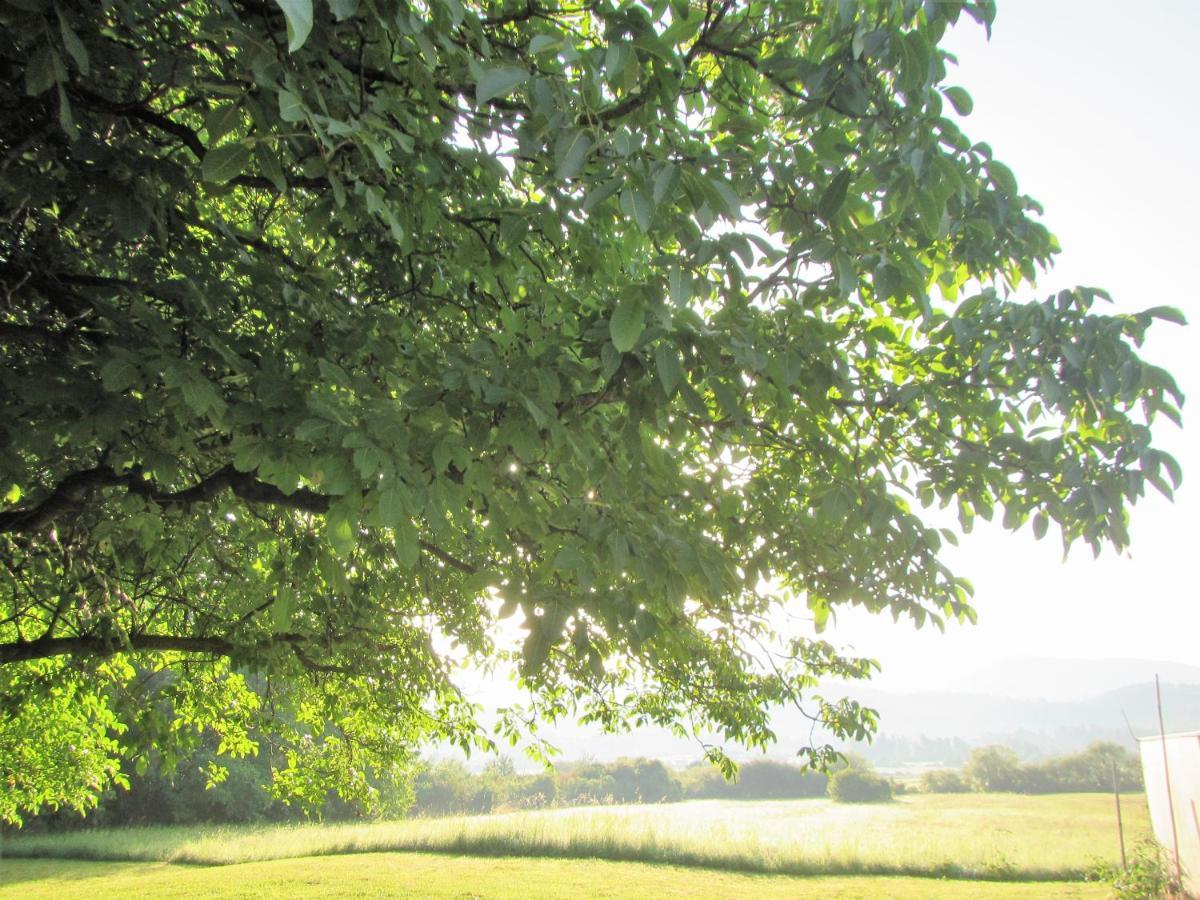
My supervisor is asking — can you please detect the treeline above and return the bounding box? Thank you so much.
[920,742,1143,794]
[9,741,1143,833]
[11,753,837,831]
[412,757,832,816]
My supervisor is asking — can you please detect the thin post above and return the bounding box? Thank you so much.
[1155,674,1183,889]
[1111,757,1127,871]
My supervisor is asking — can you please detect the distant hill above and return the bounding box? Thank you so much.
[514,680,1200,769]
[819,680,1200,764]
[817,680,1200,741]
[469,658,1200,769]
[950,656,1200,701]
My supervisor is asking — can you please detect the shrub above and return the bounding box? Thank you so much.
[680,759,827,800]
[736,760,828,799]
[1021,742,1143,794]
[964,742,1143,795]
[964,746,1024,792]
[828,768,893,803]
[919,769,971,793]
[507,773,557,810]
[678,764,726,799]
[607,759,683,804]
[1088,840,1179,899]
[412,760,486,816]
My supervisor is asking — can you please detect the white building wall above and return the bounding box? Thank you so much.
[1140,731,1200,896]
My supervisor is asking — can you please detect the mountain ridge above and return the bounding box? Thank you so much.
[524,659,1200,766]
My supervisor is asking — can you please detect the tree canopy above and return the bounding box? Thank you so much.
[0,0,1183,823]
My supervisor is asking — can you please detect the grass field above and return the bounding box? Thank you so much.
[0,853,1112,898]
[0,793,1147,884]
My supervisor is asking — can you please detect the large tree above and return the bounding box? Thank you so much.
[0,0,1183,822]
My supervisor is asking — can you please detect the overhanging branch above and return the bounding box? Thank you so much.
[0,464,326,534]
[0,630,351,671]
[0,632,240,665]
[0,464,478,574]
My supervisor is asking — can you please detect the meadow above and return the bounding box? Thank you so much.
[0,792,1146,896]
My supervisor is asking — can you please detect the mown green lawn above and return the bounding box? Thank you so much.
[1,793,1148,881]
[0,852,1111,898]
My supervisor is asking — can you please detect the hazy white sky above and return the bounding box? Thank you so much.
[826,0,1199,690]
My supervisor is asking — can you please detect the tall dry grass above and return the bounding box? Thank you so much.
[0,793,1150,882]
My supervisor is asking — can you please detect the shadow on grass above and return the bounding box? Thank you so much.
[0,829,1090,885]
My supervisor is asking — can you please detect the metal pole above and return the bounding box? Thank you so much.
[1155,674,1183,889]
[1111,757,1127,871]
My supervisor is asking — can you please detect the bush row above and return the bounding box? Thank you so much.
[919,742,1143,794]
[412,756,834,816]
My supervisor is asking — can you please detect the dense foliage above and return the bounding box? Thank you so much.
[9,753,832,830]
[0,0,1184,824]
[681,757,828,799]
[959,742,1142,794]
[918,766,970,793]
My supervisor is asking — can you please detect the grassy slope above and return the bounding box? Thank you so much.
[0,853,1111,899]
[0,794,1149,881]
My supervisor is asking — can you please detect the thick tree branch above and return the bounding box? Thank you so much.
[0,468,127,534]
[0,464,479,574]
[0,630,342,669]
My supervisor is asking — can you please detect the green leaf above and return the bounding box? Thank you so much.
[271,585,297,632]
[376,485,407,528]
[620,187,654,233]
[394,518,420,569]
[318,358,353,389]
[325,509,357,556]
[554,128,591,181]
[604,42,634,82]
[668,266,691,306]
[987,160,1018,196]
[328,0,359,21]
[529,34,560,55]
[583,177,622,211]
[254,145,288,193]
[179,374,226,418]
[610,295,646,353]
[652,164,678,205]
[273,0,314,53]
[710,378,741,420]
[1032,511,1049,540]
[661,10,705,45]
[476,66,529,105]
[1145,305,1187,326]
[277,89,305,123]
[56,84,78,141]
[57,15,89,75]
[942,86,974,116]
[655,343,683,396]
[205,104,241,145]
[99,358,140,392]
[811,599,830,634]
[25,46,63,97]
[818,169,852,221]
[201,142,252,185]
[553,545,586,571]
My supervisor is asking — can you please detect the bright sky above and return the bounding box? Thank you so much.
[825,0,1199,691]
